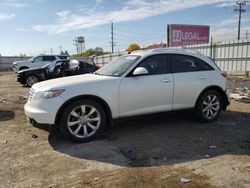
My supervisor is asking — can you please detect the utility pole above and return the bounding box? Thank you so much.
[59,45,63,53]
[50,48,53,55]
[246,30,249,39]
[110,22,115,53]
[234,1,246,40]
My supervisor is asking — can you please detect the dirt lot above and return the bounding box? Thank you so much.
[0,71,249,188]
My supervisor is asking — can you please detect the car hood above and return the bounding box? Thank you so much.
[13,60,27,65]
[18,67,44,74]
[32,74,118,92]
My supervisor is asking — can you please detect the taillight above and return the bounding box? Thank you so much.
[221,72,228,78]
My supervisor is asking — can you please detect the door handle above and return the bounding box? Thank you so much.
[161,78,171,83]
[199,76,207,80]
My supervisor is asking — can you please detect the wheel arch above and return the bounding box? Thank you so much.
[26,73,42,81]
[19,66,29,71]
[195,85,229,110]
[55,95,113,128]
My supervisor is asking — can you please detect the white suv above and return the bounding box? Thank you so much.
[13,55,68,72]
[24,48,230,142]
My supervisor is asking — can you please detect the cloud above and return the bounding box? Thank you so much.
[1,0,29,8]
[212,26,250,41]
[0,13,15,21]
[56,10,71,21]
[96,0,103,4]
[215,1,235,8]
[212,16,250,41]
[31,0,227,34]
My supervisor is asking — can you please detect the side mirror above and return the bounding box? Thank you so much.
[133,67,148,76]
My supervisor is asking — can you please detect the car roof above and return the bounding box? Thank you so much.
[37,55,68,56]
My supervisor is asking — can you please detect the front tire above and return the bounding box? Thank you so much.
[195,90,222,122]
[26,75,39,87]
[59,99,107,142]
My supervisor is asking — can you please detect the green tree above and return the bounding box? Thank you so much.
[126,43,140,52]
[80,47,108,58]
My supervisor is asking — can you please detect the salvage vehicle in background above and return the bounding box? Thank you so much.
[24,48,230,142]
[13,55,69,72]
[17,59,98,86]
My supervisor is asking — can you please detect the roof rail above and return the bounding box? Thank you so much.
[152,48,202,55]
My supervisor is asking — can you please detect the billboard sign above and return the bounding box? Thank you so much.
[167,24,210,47]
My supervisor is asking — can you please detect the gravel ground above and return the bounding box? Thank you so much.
[0,72,249,188]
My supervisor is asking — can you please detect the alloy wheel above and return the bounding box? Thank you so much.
[27,76,38,86]
[67,105,101,138]
[202,94,220,120]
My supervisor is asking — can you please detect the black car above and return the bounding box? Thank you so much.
[17,59,98,87]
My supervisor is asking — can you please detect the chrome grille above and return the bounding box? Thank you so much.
[28,88,35,101]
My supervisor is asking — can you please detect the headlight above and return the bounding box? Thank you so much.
[44,89,65,99]
[33,89,65,100]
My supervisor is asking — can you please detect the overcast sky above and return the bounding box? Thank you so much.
[0,0,250,56]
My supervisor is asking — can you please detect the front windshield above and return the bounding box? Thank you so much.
[95,55,140,77]
[28,57,35,61]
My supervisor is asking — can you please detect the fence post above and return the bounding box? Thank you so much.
[212,43,216,62]
[102,56,104,67]
[210,36,213,59]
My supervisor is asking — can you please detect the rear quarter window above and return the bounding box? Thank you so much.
[195,58,214,71]
[171,54,214,73]
[43,56,56,61]
[58,56,68,60]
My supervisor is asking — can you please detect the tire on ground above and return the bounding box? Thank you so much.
[195,90,222,122]
[59,99,107,142]
[26,75,39,87]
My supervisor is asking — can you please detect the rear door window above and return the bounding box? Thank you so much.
[43,56,56,61]
[171,54,213,73]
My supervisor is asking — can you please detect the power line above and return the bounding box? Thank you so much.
[234,1,247,40]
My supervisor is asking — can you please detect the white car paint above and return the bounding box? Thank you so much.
[13,55,68,72]
[119,74,174,117]
[24,48,229,125]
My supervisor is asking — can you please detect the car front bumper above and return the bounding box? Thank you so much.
[17,74,26,85]
[13,65,18,73]
[24,95,65,125]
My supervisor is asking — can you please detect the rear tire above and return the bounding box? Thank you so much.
[195,90,222,122]
[59,99,107,142]
[53,66,63,77]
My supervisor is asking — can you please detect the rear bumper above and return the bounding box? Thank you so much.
[222,88,230,110]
